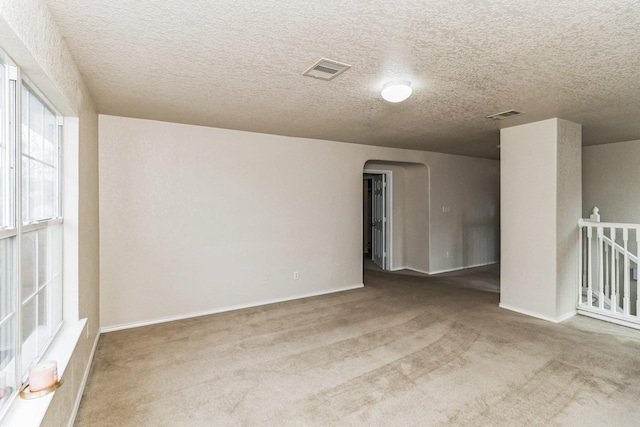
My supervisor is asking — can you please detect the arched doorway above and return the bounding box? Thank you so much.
[363,160,430,274]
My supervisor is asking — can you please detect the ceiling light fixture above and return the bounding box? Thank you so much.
[381,80,412,103]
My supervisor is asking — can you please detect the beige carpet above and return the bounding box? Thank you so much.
[73,266,640,426]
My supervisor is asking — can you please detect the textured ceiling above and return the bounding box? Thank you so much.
[44,0,640,159]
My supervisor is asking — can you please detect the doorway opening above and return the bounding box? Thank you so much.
[362,160,431,276]
[363,169,392,271]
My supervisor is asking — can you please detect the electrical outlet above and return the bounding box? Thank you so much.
[293,271,299,280]
[263,275,269,285]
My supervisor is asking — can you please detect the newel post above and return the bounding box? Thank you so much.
[590,207,600,222]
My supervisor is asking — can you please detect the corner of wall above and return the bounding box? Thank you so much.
[555,119,582,318]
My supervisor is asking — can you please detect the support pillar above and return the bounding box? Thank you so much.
[500,118,582,322]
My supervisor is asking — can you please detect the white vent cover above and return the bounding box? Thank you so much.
[303,58,351,81]
[487,109,524,120]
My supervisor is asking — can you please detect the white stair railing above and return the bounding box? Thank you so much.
[578,207,640,329]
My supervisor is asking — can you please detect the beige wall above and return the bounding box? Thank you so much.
[555,120,582,318]
[404,164,430,273]
[582,139,640,293]
[583,139,640,223]
[500,118,581,322]
[429,155,500,273]
[99,115,500,329]
[501,120,558,319]
[0,0,100,425]
[77,108,100,324]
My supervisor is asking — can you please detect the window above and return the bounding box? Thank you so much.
[0,52,63,415]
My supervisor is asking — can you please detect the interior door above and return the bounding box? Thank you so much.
[372,174,386,269]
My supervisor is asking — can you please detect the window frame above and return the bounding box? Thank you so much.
[0,54,64,418]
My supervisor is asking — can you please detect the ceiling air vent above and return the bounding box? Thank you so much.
[303,58,351,81]
[486,109,524,120]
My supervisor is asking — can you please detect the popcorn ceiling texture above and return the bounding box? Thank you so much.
[0,0,93,114]
[44,0,640,158]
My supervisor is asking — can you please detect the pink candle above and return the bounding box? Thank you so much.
[29,361,57,392]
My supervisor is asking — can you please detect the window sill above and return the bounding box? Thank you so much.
[2,318,87,427]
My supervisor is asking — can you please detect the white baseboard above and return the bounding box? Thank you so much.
[499,303,576,324]
[577,308,640,330]
[403,267,431,275]
[389,262,498,276]
[400,261,499,275]
[101,283,365,333]
[556,310,577,323]
[68,329,100,427]
[429,261,498,275]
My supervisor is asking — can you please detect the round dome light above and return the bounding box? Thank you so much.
[381,80,412,103]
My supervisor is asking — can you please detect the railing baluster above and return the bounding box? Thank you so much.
[587,226,593,307]
[615,250,620,310]
[623,228,630,315]
[579,226,584,306]
[598,226,605,310]
[578,228,589,290]
[636,228,640,318]
[611,227,617,312]
[578,212,640,328]
[605,241,610,305]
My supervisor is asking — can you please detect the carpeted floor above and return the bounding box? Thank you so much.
[74,266,640,426]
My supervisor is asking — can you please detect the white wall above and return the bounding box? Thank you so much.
[99,115,500,329]
[555,119,582,318]
[501,120,558,319]
[583,139,640,310]
[428,156,500,273]
[402,164,430,273]
[500,118,581,322]
[0,0,100,425]
[583,139,640,223]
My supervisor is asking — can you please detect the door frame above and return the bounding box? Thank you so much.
[363,168,392,270]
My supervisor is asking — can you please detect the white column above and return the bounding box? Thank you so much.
[500,118,582,322]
